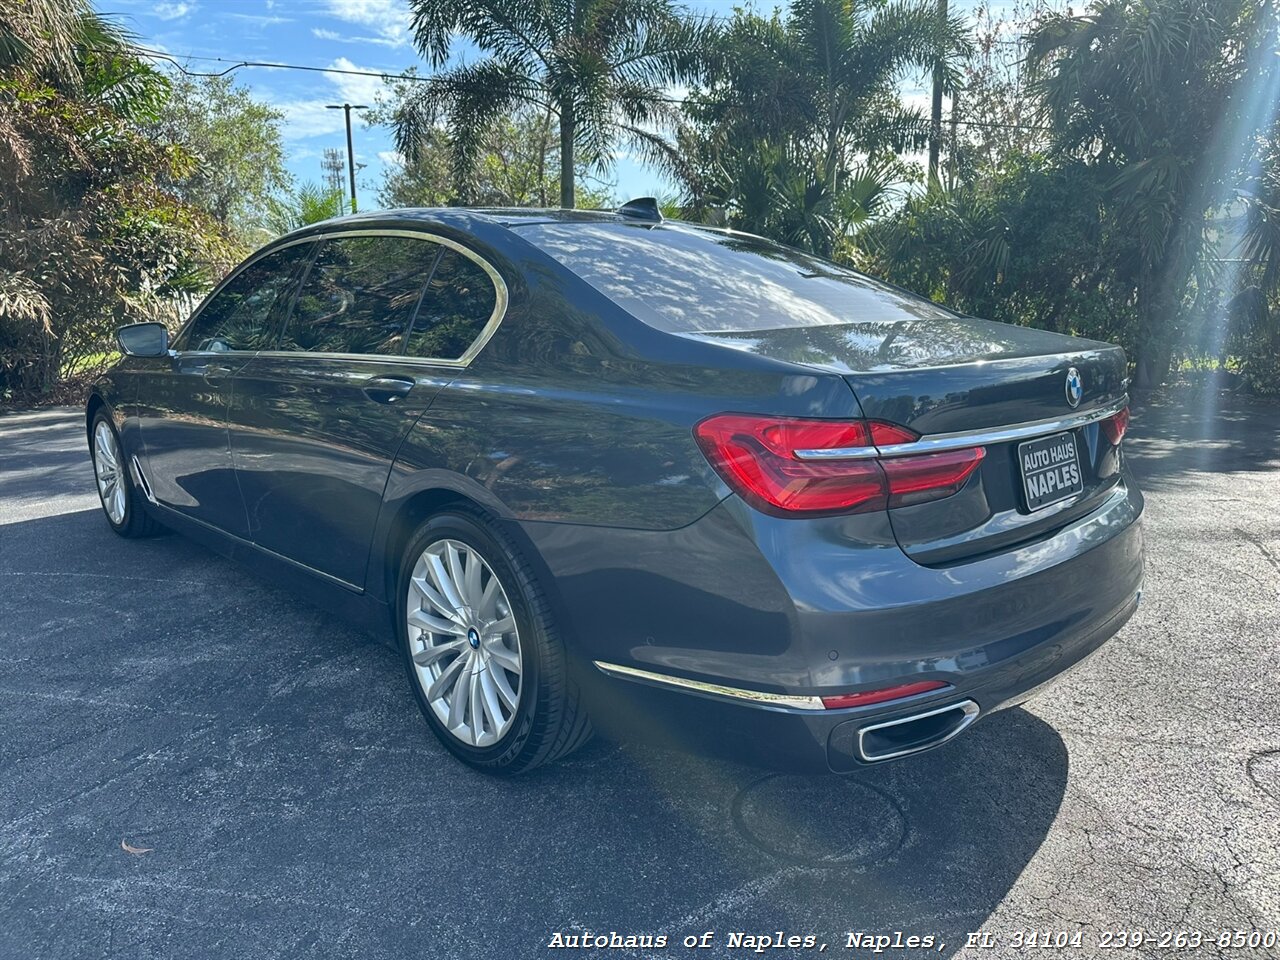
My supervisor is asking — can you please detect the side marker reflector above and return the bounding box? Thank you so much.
[821,679,949,710]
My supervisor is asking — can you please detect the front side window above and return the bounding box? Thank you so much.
[177,243,313,352]
[278,235,441,355]
[404,248,497,360]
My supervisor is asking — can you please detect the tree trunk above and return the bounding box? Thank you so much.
[559,100,575,210]
[537,106,553,207]
[928,0,948,184]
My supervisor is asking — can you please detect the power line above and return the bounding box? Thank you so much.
[129,45,1053,132]
[131,45,428,84]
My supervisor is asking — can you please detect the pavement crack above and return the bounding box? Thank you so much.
[1233,527,1280,579]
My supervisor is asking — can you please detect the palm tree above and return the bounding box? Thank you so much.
[664,0,968,256]
[261,183,348,237]
[0,0,130,88]
[395,0,715,208]
[1025,0,1279,385]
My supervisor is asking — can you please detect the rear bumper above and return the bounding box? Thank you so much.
[515,477,1144,771]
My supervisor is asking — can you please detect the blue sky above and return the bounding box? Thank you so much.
[111,0,1009,209]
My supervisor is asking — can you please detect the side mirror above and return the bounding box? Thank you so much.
[117,322,169,358]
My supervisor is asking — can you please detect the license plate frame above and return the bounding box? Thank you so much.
[1018,431,1084,512]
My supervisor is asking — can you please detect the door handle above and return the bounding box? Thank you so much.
[362,375,416,404]
[204,363,233,383]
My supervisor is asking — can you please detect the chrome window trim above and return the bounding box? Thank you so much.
[172,229,509,368]
[856,699,979,762]
[593,660,825,711]
[793,394,1129,461]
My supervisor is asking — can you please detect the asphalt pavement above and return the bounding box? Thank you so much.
[0,394,1277,959]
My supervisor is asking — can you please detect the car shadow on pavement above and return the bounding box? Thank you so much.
[0,505,1070,959]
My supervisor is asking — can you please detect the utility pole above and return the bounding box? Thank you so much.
[326,103,368,214]
[928,0,948,184]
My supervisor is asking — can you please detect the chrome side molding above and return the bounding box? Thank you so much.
[129,455,158,505]
[794,395,1129,461]
[592,660,826,711]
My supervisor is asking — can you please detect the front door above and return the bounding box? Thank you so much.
[135,242,313,539]
[227,232,502,588]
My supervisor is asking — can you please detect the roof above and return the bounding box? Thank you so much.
[287,206,654,235]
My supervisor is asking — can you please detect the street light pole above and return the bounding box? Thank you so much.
[326,103,368,214]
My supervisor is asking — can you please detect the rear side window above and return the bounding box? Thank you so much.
[517,222,955,334]
[404,249,497,360]
[178,244,312,352]
[279,235,440,355]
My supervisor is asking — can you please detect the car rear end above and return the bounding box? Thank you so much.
[514,217,1144,770]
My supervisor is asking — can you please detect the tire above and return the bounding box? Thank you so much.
[396,508,592,774]
[90,411,164,538]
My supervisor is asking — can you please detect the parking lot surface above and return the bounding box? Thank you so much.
[1,396,1278,959]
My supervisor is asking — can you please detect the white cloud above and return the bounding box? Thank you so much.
[378,150,405,167]
[312,27,342,40]
[227,12,292,25]
[271,60,390,142]
[275,100,349,140]
[329,57,389,107]
[153,1,194,21]
[323,0,411,48]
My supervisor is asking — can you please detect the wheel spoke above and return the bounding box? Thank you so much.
[486,615,514,638]
[447,657,470,729]
[486,642,521,673]
[95,430,117,468]
[427,553,466,615]
[469,668,485,744]
[479,669,506,728]
[411,574,463,624]
[426,652,468,701]
[462,548,482,607]
[477,575,499,619]
[412,639,466,666]
[485,662,518,711]
[407,607,462,635]
[445,542,468,603]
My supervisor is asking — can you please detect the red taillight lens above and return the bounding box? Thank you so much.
[692,414,886,515]
[821,679,949,710]
[881,447,987,508]
[693,414,985,517]
[1102,406,1130,445]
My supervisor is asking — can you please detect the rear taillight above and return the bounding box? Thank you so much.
[693,414,985,517]
[1102,406,1130,445]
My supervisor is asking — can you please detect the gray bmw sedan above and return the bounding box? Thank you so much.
[86,200,1143,774]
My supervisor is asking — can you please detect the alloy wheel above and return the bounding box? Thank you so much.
[93,421,127,526]
[406,538,523,747]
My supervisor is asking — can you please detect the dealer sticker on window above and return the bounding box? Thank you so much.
[1018,431,1084,511]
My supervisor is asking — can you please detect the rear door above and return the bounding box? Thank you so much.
[227,231,505,588]
[135,242,312,539]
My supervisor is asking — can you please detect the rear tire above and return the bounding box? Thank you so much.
[396,509,592,774]
[90,411,163,539]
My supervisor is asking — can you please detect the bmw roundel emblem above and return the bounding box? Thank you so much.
[1065,367,1083,408]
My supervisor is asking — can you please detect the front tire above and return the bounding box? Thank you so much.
[396,509,592,774]
[90,411,162,538]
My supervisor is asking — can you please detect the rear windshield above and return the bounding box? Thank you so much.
[516,221,955,334]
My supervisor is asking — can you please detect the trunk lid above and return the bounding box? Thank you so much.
[680,317,1130,564]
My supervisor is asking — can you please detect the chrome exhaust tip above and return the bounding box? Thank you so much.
[856,700,980,763]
